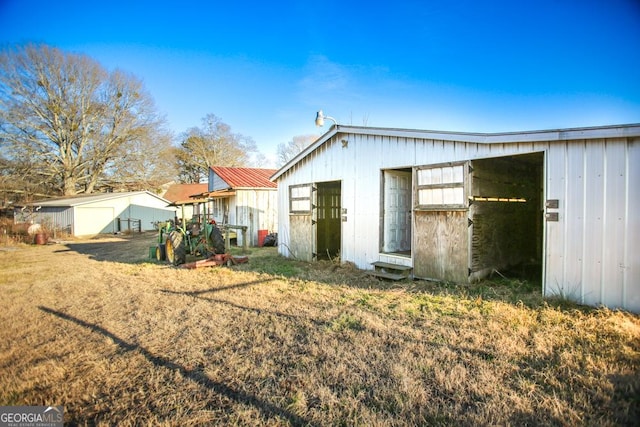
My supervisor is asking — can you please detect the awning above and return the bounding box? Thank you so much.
[206,189,236,198]
[166,197,210,207]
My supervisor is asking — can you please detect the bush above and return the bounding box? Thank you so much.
[0,218,30,245]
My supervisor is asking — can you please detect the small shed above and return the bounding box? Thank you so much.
[271,123,640,313]
[16,191,175,236]
[207,166,278,246]
[162,183,209,221]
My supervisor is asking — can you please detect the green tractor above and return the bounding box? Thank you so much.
[155,202,225,266]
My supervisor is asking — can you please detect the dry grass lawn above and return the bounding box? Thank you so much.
[0,233,638,426]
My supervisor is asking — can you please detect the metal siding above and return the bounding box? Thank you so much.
[564,142,586,299]
[234,189,278,246]
[75,206,115,235]
[580,141,605,303]
[353,136,381,267]
[208,169,215,191]
[602,139,627,308]
[235,191,250,246]
[126,193,176,231]
[127,205,175,231]
[275,128,639,312]
[544,144,566,296]
[29,207,74,235]
[277,180,292,257]
[582,140,605,304]
[210,170,228,191]
[625,139,640,312]
[543,138,638,311]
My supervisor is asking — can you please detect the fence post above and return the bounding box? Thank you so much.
[241,227,248,254]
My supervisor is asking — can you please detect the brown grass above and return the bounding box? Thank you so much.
[0,233,638,426]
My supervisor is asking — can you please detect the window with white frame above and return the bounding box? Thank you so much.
[289,184,313,213]
[415,163,467,209]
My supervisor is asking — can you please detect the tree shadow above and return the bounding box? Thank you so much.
[63,235,154,264]
[38,306,313,426]
[160,286,328,328]
[159,278,277,296]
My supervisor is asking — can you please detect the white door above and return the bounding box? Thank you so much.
[383,170,412,253]
[75,207,115,236]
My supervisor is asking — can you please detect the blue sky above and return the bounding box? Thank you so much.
[1,0,639,166]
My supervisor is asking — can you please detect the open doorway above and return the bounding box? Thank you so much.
[469,152,544,283]
[381,169,412,256]
[316,181,341,260]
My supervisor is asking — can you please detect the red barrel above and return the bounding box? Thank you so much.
[35,233,47,245]
[258,230,268,247]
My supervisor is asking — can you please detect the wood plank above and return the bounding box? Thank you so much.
[366,270,407,281]
[413,210,468,283]
[289,214,313,262]
[371,261,413,271]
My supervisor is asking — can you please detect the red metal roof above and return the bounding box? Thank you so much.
[211,167,277,189]
[163,183,208,203]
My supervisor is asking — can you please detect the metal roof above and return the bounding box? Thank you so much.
[162,183,208,204]
[211,166,277,189]
[271,123,640,181]
[26,191,170,207]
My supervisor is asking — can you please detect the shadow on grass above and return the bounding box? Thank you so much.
[160,278,277,296]
[57,237,558,311]
[161,285,329,328]
[38,306,313,426]
[63,234,156,264]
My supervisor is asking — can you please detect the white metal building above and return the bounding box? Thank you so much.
[17,191,176,236]
[208,166,278,246]
[271,124,640,313]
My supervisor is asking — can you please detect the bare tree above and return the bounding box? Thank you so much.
[277,134,317,167]
[0,43,169,195]
[176,113,257,183]
[105,125,176,191]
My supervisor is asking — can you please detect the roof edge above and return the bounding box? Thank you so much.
[271,123,640,181]
[26,190,171,207]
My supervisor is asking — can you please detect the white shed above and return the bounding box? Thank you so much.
[17,191,176,237]
[271,123,640,313]
[207,166,278,246]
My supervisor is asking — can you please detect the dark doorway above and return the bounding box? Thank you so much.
[469,152,544,283]
[316,181,341,260]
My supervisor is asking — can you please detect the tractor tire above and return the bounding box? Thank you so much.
[155,243,166,261]
[209,226,226,254]
[166,230,186,266]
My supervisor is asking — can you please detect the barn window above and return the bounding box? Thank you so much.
[289,184,312,213]
[415,162,467,210]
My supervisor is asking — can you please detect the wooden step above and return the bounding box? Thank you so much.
[368,261,413,281]
[366,270,407,281]
[371,261,412,272]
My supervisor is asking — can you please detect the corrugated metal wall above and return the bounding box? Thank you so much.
[276,131,639,312]
[545,137,639,312]
[17,206,74,235]
[73,193,174,235]
[127,193,176,231]
[234,189,278,246]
